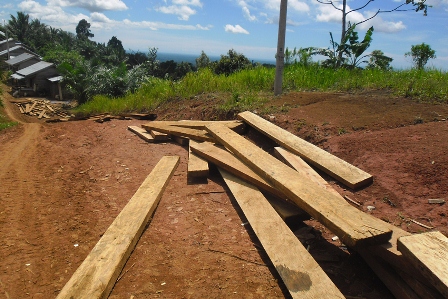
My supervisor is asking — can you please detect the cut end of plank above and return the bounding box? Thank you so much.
[397,231,448,298]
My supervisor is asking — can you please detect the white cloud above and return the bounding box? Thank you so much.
[18,0,89,30]
[122,19,211,31]
[239,1,257,21]
[90,12,112,23]
[47,0,128,12]
[156,0,203,20]
[289,0,309,12]
[262,0,308,12]
[172,0,203,7]
[225,24,249,34]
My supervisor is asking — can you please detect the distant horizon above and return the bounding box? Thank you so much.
[154,51,276,66]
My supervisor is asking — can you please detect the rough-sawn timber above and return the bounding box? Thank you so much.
[398,231,448,298]
[219,169,344,299]
[56,156,180,299]
[238,111,373,189]
[205,123,391,248]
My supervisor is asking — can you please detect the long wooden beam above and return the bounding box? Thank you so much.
[189,141,284,198]
[189,141,308,221]
[238,111,373,189]
[142,123,215,142]
[273,147,443,298]
[56,156,180,299]
[219,169,344,298]
[127,125,155,143]
[147,120,246,134]
[205,123,391,248]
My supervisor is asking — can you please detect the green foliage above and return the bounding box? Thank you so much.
[285,47,314,67]
[7,11,30,42]
[309,25,376,69]
[405,43,436,69]
[196,51,211,69]
[214,49,252,76]
[76,19,94,39]
[367,50,393,70]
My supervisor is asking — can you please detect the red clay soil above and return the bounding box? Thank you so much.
[0,86,447,299]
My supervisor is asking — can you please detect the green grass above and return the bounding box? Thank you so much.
[0,99,18,131]
[75,65,448,115]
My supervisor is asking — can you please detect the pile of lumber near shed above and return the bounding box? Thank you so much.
[57,111,448,299]
[11,98,73,120]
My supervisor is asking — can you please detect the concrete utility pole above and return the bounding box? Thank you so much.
[274,0,288,96]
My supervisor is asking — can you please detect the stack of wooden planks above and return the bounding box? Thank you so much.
[58,111,448,299]
[11,98,73,120]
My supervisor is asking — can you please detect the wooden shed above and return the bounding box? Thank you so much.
[12,61,60,96]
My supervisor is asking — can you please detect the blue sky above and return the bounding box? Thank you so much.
[1,0,447,69]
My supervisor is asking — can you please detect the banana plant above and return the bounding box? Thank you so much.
[307,24,375,69]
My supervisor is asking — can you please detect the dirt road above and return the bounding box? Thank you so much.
[1,88,447,298]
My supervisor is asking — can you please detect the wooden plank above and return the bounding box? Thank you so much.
[206,123,392,248]
[148,120,246,134]
[273,147,341,195]
[219,169,344,298]
[189,141,308,221]
[171,134,189,146]
[149,129,170,141]
[190,141,284,198]
[127,126,155,143]
[397,231,448,298]
[46,104,55,112]
[358,250,421,299]
[29,101,37,113]
[37,109,46,119]
[238,111,373,189]
[25,103,31,113]
[142,123,215,142]
[187,140,209,178]
[258,146,439,296]
[56,156,180,299]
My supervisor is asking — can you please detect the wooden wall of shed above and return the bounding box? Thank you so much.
[27,67,60,95]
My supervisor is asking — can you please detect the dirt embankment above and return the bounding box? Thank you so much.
[0,88,447,298]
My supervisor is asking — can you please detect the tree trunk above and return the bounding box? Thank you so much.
[336,0,347,68]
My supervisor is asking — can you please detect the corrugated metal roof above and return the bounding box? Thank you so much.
[0,37,13,44]
[0,45,22,56]
[47,76,63,82]
[5,53,38,66]
[11,73,25,80]
[16,61,54,77]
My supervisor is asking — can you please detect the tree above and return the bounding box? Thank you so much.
[316,0,429,67]
[367,50,393,70]
[214,49,251,76]
[405,43,436,69]
[76,19,94,39]
[107,36,125,58]
[195,51,211,69]
[7,11,30,42]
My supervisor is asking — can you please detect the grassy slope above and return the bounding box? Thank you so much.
[76,66,448,115]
